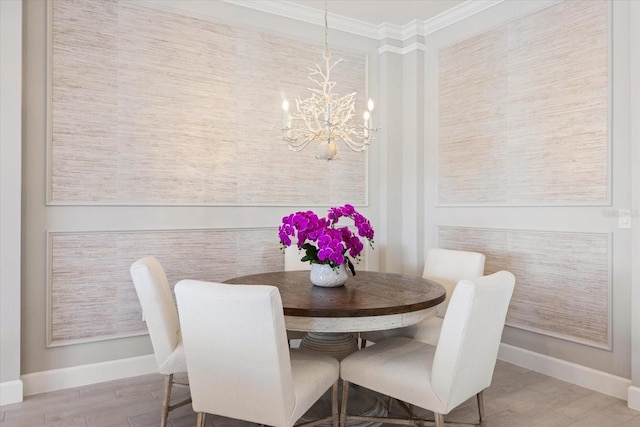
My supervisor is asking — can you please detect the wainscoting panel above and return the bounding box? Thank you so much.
[438,226,610,349]
[437,0,608,205]
[47,228,283,346]
[48,0,367,206]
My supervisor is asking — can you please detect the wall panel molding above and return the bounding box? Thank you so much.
[47,0,368,206]
[46,227,283,346]
[437,0,609,206]
[438,226,611,349]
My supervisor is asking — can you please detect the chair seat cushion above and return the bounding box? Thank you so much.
[157,338,187,375]
[360,325,416,344]
[361,316,444,347]
[341,337,447,414]
[289,349,340,422]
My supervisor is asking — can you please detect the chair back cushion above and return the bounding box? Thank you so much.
[431,271,515,411]
[175,280,295,426]
[130,256,182,374]
[423,248,486,316]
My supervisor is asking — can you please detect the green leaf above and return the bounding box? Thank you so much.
[301,243,320,263]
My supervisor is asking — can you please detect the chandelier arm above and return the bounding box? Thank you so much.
[338,135,369,152]
[285,132,322,151]
[287,140,315,152]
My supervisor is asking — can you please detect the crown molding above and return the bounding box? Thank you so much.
[378,42,427,56]
[223,0,503,42]
[400,0,504,40]
[223,0,381,39]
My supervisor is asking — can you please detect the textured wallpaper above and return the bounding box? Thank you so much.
[49,0,368,206]
[438,226,610,349]
[48,228,284,345]
[438,0,608,205]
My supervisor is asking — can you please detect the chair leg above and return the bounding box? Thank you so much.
[161,374,173,427]
[332,381,339,427]
[434,413,445,427]
[196,412,206,427]
[160,373,192,426]
[477,391,485,424]
[339,381,350,427]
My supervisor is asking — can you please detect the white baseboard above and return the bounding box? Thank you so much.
[13,345,638,410]
[0,379,24,406]
[499,343,631,401]
[21,354,158,397]
[629,385,640,411]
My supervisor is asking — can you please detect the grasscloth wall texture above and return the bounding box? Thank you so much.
[438,227,610,349]
[49,0,368,206]
[437,0,608,206]
[48,228,283,346]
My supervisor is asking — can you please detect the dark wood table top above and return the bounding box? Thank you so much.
[224,270,446,318]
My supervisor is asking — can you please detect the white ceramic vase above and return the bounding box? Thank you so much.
[309,263,348,287]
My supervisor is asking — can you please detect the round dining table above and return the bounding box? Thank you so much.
[224,270,445,427]
[224,270,446,359]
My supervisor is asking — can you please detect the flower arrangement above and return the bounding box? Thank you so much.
[279,204,374,276]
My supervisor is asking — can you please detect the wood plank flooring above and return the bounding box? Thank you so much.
[1,360,639,426]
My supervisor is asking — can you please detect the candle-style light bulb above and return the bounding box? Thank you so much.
[367,98,374,112]
[363,111,370,138]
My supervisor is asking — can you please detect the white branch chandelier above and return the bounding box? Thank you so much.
[281,5,378,161]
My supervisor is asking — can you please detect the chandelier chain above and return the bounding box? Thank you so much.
[323,1,330,61]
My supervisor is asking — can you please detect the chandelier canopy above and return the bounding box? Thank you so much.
[281,5,378,161]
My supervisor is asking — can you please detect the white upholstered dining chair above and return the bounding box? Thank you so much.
[285,245,311,271]
[174,279,340,427]
[129,256,191,427]
[340,271,515,427]
[360,248,485,347]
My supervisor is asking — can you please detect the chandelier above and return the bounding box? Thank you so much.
[281,5,378,161]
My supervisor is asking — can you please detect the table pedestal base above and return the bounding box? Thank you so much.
[300,332,359,361]
[298,332,386,427]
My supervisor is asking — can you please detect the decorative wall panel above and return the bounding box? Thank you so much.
[48,0,367,205]
[438,0,608,205]
[48,228,283,346]
[438,226,610,349]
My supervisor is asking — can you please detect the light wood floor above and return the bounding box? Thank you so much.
[1,360,639,427]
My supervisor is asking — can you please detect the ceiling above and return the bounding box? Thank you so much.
[285,0,467,27]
